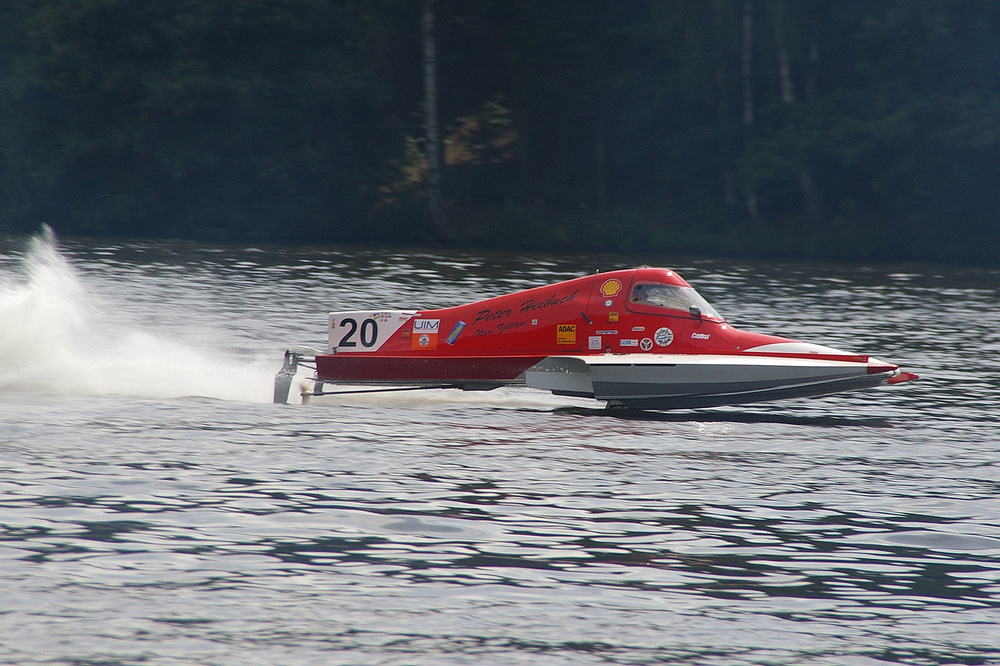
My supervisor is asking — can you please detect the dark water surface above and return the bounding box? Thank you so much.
[1,234,998,665]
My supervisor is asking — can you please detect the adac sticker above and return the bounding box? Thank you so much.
[600,278,623,297]
[557,324,577,344]
[411,318,440,349]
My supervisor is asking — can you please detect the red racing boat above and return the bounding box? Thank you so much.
[274,267,917,409]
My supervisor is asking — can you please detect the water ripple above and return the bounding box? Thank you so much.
[2,238,999,664]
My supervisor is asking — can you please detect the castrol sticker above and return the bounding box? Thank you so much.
[654,327,674,347]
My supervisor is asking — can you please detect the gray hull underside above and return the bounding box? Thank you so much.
[524,355,890,410]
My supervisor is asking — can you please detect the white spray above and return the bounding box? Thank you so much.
[0,227,275,402]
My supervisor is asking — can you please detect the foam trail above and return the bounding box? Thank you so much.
[1,228,275,402]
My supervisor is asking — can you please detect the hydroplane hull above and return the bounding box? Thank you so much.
[275,267,917,409]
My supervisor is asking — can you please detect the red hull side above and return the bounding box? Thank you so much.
[271,266,917,406]
[314,267,915,388]
[315,354,546,383]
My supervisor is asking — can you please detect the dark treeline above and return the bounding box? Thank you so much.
[1,1,999,262]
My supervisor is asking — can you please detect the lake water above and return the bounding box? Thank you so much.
[1,230,998,665]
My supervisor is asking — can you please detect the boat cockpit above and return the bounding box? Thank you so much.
[628,282,723,321]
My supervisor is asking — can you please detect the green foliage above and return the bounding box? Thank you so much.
[0,0,411,241]
[0,1,998,262]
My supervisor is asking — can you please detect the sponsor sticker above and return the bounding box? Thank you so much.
[414,318,440,332]
[640,338,654,351]
[654,327,674,347]
[620,339,639,347]
[411,319,440,349]
[691,332,711,340]
[588,336,602,350]
[600,279,623,297]
[557,324,577,344]
[608,312,620,323]
[446,321,466,345]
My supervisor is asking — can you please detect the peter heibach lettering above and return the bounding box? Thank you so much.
[473,307,513,324]
[519,289,578,314]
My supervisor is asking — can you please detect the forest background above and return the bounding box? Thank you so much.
[1,0,998,264]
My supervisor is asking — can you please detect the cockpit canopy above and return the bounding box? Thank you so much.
[629,282,723,320]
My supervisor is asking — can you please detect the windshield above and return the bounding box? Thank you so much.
[629,282,723,320]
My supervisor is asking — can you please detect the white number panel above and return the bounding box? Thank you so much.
[328,311,416,353]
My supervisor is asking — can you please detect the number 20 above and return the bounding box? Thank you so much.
[337,317,378,348]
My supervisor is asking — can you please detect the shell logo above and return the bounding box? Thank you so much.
[600,279,622,297]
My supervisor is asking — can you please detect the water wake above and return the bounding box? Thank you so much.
[0,228,275,402]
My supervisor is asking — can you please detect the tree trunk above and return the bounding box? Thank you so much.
[422,0,447,239]
[714,0,736,210]
[771,2,822,225]
[741,0,760,224]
